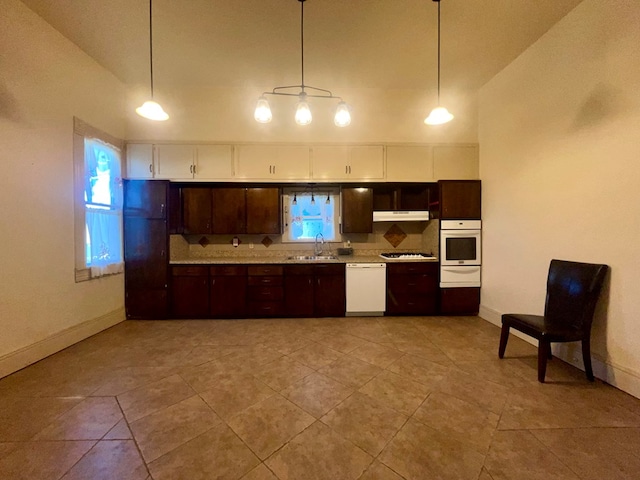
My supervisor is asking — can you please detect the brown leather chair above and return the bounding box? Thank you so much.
[498,259,608,383]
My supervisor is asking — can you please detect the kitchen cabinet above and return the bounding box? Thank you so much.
[154,144,234,181]
[247,265,284,317]
[235,145,310,181]
[182,187,213,234]
[386,262,438,315]
[341,187,373,233]
[440,287,480,315]
[126,143,154,179]
[311,146,384,181]
[372,184,433,211]
[385,146,434,182]
[439,180,481,219]
[210,266,247,318]
[284,264,345,317]
[433,145,479,180]
[171,266,209,318]
[123,179,169,319]
[182,186,281,235]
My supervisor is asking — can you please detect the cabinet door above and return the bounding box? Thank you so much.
[195,145,234,180]
[125,289,168,319]
[124,179,168,218]
[155,144,195,180]
[171,269,209,318]
[284,265,314,317]
[348,146,385,180]
[433,145,479,180]
[439,180,481,219]
[315,274,345,317]
[210,275,247,318]
[386,146,434,182]
[124,217,167,289]
[311,146,349,180]
[182,187,213,234]
[341,187,373,233]
[212,188,246,234]
[235,145,310,181]
[246,188,281,234]
[126,143,154,179]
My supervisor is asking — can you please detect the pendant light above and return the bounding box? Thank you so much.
[136,0,169,121]
[254,0,351,127]
[424,0,453,126]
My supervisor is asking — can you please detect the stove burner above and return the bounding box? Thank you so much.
[379,252,435,260]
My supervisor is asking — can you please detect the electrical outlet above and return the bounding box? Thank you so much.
[249,242,254,249]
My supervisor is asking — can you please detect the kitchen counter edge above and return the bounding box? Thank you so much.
[170,256,439,265]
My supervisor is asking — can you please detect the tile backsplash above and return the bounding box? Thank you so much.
[170,220,439,260]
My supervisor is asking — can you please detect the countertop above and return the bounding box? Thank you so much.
[170,255,439,265]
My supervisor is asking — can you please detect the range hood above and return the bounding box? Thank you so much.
[373,211,429,222]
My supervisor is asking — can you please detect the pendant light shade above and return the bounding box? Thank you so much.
[254,95,273,123]
[137,0,168,121]
[424,0,452,126]
[254,0,350,127]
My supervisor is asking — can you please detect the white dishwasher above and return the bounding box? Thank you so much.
[345,263,387,316]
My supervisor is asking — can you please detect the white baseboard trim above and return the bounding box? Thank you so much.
[478,304,640,400]
[0,308,125,379]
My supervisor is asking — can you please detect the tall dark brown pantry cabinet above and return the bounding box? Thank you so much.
[439,180,481,219]
[124,180,170,319]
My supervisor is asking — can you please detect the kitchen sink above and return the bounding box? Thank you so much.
[287,255,339,261]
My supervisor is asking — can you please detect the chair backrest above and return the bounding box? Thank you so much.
[544,259,608,334]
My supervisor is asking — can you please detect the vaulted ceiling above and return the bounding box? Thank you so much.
[20,0,583,96]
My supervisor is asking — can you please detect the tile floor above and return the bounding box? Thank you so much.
[1,315,640,479]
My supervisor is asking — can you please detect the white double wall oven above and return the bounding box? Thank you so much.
[440,220,482,288]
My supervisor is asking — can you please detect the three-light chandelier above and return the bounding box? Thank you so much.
[254,0,351,127]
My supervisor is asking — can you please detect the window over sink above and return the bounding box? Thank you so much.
[282,189,341,243]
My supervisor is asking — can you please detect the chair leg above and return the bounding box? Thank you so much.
[582,337,595,382]
[498,325,510,359]
[547,342,553,360]
[538,339,549,383]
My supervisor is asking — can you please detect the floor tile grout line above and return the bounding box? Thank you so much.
[114,395,153,478]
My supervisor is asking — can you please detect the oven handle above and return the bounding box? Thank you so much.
[441,266,482,274]
[440,229,481,237]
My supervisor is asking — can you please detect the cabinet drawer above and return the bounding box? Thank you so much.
[387,262,438,275]
[313,264,345,275]
[248,286,284,301]
[210,265,247,276]
[386,293,437,315]
[171,266,208,276]
[248,275,283,286]
[248,265,283,276]
[388,274,438,295]
[248,301,284,317]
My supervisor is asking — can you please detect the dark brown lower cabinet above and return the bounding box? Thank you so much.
[284,265,315,317]
[313,264,346,317]
[171,266,209,318]
[125,289,168,320]
[210,266,247,318]
[247,265,284,317]
[439,287,480,315]
[386,262,438,315]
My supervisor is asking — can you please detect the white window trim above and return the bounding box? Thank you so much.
[281,188,342,244]
[73,117,124,282]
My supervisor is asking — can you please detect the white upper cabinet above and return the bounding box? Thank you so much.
[386,146,434,182]
[433,145,479,180]
[195,145,234,180]
[126,143,154,179]
[235,145,310,181]
[154,144,195,180]
[311,145,384,181]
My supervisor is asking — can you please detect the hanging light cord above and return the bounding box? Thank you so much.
[436,0,441,105]
[300,0,305,91]
[149,0,155,99]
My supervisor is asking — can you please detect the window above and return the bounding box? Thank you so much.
[73,118,124,281]
[282,189,341,243]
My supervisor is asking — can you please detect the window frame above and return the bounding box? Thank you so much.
[281,188,342,244]
[73,117,125,282]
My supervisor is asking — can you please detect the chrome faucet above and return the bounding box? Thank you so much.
[314,233,324,255]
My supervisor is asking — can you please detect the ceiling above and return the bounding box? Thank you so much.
[20,0,583,94]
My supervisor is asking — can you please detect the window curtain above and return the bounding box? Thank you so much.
[84,138,123,277]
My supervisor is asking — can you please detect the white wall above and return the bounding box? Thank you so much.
[0,0,127,376]
[479,0,640,396]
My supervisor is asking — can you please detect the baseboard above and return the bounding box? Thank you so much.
[0,307,125,379]
[478,304,640,400]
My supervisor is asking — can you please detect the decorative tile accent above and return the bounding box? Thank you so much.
[230,236,242,247]
[383,224,407,248]
[198,236,210,248]
[261,236,273,248]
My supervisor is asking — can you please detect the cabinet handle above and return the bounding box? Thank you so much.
[160,203,165,215]
[317,278,320,286]
[193,164,196,175]
[149,163,153,173]
[160,250,165,257]
[212,278,215,285]
[349,165,352,174]
[308,278,312,285]
[345,165,348,174]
